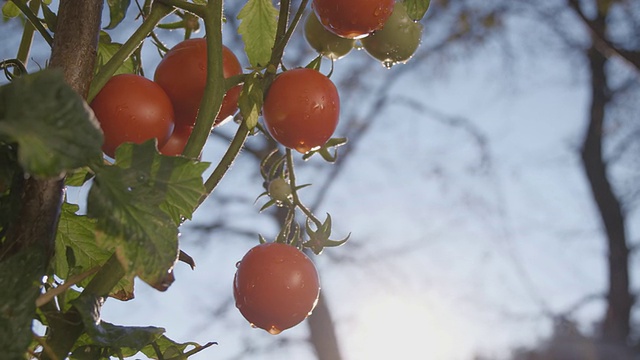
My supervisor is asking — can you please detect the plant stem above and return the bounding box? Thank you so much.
[157,0,205,16]
[285,149,320,226]
[10,0,53,46]
[199,123,250,206]
[268,0,309,73]
[87,3,175,102]
[182,1,225,159]
[14,0,39,71]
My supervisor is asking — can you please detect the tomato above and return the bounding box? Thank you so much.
[159,125,193,156]
[233,242,320,334]
[262,68,340,154]
[90,74,175,158]
[304,12,355,60]
[362,2,423,66]
[154,38,243,127]
[312,0,394,39]
[268,177,292,202]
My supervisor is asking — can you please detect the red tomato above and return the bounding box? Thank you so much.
[312,0,394,39]
[159,125,193,156]
[90,74,175,158]
[233,242,320,334]
[154,38,243,127]
[262,68,340,154]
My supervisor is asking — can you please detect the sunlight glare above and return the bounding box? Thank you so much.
[348,293,463,359]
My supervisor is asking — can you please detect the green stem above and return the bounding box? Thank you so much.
[10,0,53,46]
[182,1,224,158]
[14,0,39,70]
[157,0,205,16]
[87,3,175,102]
[285,149,321,226]
[268,0,309,73]
[198,122,250,206]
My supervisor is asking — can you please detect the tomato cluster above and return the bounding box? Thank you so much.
[305,1,424,67]
[233,242,320,334]
[90,39,242,158]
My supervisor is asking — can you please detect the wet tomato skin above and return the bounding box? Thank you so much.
[262,68,340,154]
[312,0,394,39]
[90,74,175,158]
[159,125,193,156]
[233,242,320,334]
[154,38,243,127]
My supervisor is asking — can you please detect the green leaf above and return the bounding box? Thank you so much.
[95,31,136,77]
[140,335,216,359]
[238,71,264,129]
[54,202,134,300]
[2,2,20,18]
[87,141,207,289]
[237,0,278,68]
[74,295,165,350]
[0,248,46,360]
[105,0,131,29]
[402,0,430,21]
[0,69,104,178]
[65,167,93,187]
[41,3,57,32]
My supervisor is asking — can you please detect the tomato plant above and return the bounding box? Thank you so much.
[304,12,355,60]
[312,0,394,39]
[90,73,175,158]
[159,125,193,156]
[233,242,320,334]
[362,2,424,66]
[262,68,340,154]
[154,38,243,128]
[268,177,292,202]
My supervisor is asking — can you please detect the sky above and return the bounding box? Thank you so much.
[1,1,639,359]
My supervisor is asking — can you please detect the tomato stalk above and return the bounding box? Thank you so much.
[9,0,53,46]
[285,149,323,228]
[87,3,175,102]
[267,0,309,75]
[14,0,40,71]
[181,0,225,159]
[156,0,205,17]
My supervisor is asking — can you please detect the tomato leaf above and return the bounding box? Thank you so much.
[95,31,136,76]
[0,70,104,178]
[0,248,46,359]
[73,295,165,350]
[238,72,264,129]
[402,0,430,21]
[140,335,216,359]
[105,0,131,30]
[41,3,57,32]
[87,141,207,289]
[237,0,278,68]
[54,202,135,300]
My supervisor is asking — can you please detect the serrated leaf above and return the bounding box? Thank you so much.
[237,0,278,68]
[87,141,207,288]
[0,248,46,359]
[74,295,165,350]
[2,1,20,18]
[105,0,131,29]
[95,31,135,76]
[0,69,104,178]
[238,72,264,129]
[65,167,93,187]
[403,0,430,21]
[55,202,134,300]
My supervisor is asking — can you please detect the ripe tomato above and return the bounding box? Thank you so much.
[233,242,320,334]
[262,68,340,154]
[159,125,193,156]
[362,2,423,66]
[312,0,394,39]
[154,38,243,127]
[90,74,175,158]
[304,12,355,60]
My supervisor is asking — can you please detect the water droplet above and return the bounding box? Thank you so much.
[250,323,257,329]
[235,261,241,268]
[268,326,282,335]
[382,60,396,69]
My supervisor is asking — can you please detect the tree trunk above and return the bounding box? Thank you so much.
[581,43,633,345]
[307,292,343,360]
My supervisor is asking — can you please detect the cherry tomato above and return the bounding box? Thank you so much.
[304,12,355,60]
[159,125,193,156]
[154,38,243,127]
[233,242,320,334]
[362,2,423,66]
[262,68,340,154]
[268,177,292,202]
[90,74,175,158]
[312,0,394,39]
